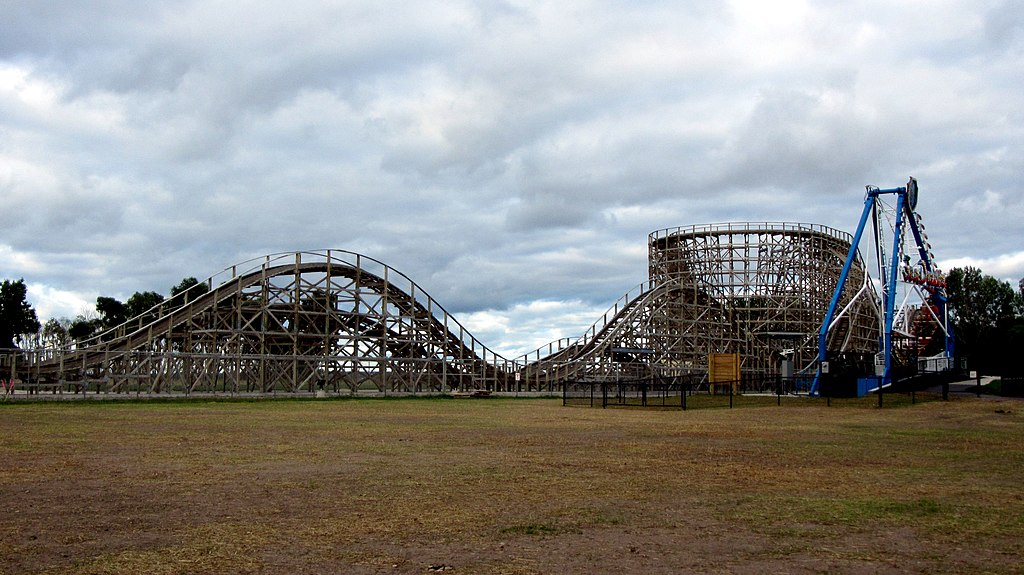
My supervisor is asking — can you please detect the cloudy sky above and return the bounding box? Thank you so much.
[2,1,1022,357]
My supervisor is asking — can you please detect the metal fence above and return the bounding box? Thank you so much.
[563,374,792,410]
[563,373,955,410]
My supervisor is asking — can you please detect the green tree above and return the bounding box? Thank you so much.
[1016,278,1024,317]
[41,318,72,348]
[93,290,168,335]
[945,267,1018,374]
[95,296,127,329]
[68,316,97,341]
[168,277,209,308]
[0,279,41,349]
[126,291,165,327]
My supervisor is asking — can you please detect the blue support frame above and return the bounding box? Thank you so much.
[882,193,907,384]
[811,179,952,396]
[812,193,876,396]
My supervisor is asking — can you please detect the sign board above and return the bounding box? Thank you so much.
[821,361,829,374]
[709,353,740,395]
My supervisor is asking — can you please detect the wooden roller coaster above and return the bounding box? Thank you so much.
[4,222,883,396]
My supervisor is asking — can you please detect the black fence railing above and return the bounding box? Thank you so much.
[563,372,955,410]
[563,374,797,410]
[563,375,696,409]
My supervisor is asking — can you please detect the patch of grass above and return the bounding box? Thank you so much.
[2,398,1023,574]
[500,523,562,536]
[815,497,943,524]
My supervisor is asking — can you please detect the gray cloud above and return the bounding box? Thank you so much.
[2,0,1022,355]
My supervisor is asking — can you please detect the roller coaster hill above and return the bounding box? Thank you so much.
[2,180,954,397]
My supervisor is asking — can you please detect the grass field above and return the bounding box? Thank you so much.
[1,396,1022,574]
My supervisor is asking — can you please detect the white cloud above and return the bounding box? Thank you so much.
[0,63,61,112]
[952,190,1007,214]
[26,283,94,322]
[460,299,611,359]
[939,252,1024,284]
[0,244,45,276]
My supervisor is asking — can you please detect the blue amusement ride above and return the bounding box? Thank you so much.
[812,178,955,396]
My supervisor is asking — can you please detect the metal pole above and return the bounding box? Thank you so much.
[882,193,907,387]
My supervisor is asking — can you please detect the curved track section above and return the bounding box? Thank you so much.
[515,223,879,389]
[648,222,879,376]
[32,251,515,394]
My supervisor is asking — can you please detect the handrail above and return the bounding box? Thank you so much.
[648,221,855,245]
[40,249,515,369]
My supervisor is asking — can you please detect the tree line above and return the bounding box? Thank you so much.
[945,267,1024,376]
[1,277,209,349]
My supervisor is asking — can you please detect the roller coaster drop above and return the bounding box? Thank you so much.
[5,180,951,396]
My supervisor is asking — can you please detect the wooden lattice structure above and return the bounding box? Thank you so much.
[649,222,879,376]
[517,222,879,388]
[27,251,516,394]
[14,223,879,395]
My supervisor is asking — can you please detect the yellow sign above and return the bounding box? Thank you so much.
[709,353,740,395]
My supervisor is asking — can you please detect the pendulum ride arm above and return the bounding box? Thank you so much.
[900,197,955,360]
[881,193,907,387]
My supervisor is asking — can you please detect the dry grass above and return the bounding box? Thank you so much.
[1,396,1022,574]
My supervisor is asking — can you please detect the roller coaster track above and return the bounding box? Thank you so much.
[25,251,517,394]
[513,279,742,387]
[17,254,719,395]
[5,221,880,397]
[514,281,666,385]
